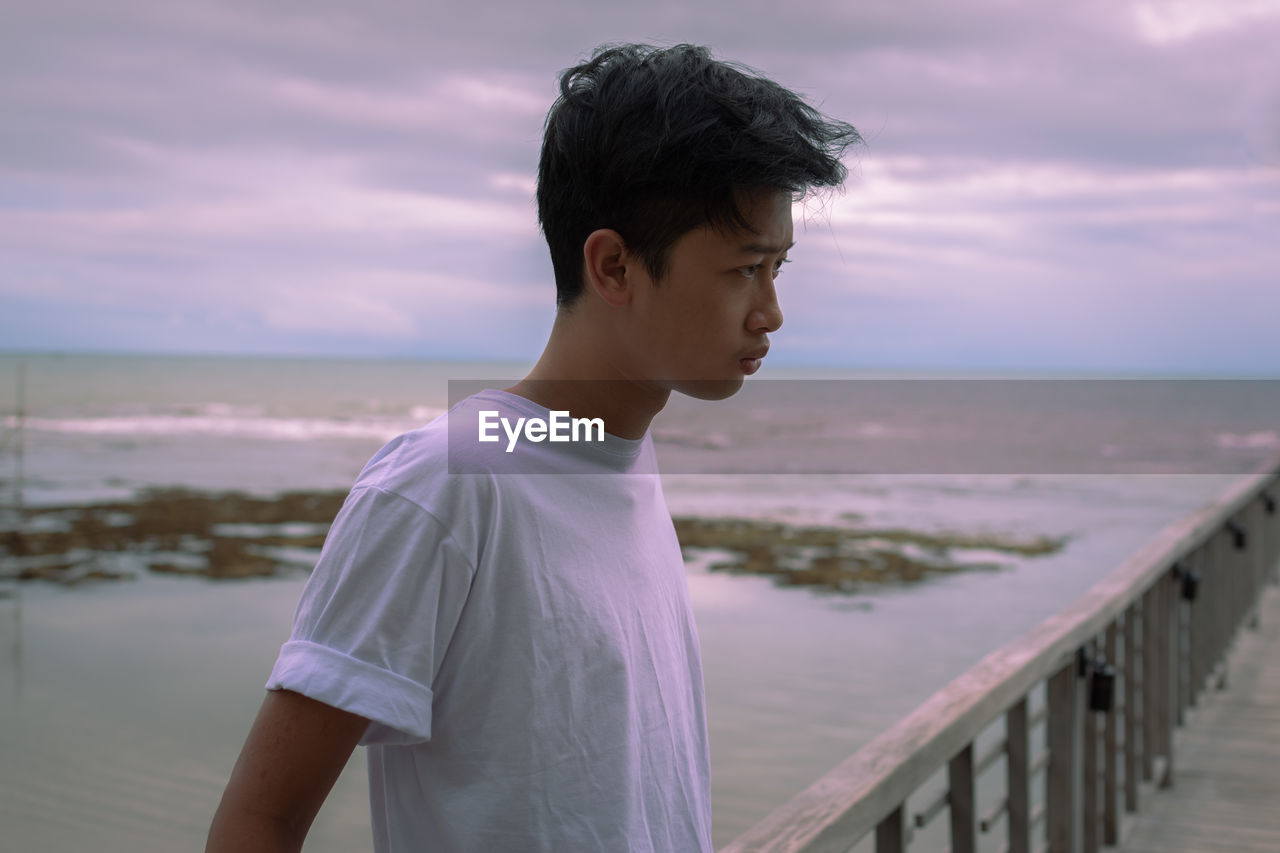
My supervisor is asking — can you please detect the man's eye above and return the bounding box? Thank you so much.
[740,258,790,279]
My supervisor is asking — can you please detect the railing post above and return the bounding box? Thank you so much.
[1161,568,1178,788]
[1142,584,1158,783]
[949,744,976,853]
[1205,530,1221,691]
[1261,489,1276,588]
[1007,698,1031,853]
[1247,501,1262,628]
[1230,513,1247,635]
[1186,547,1203,709]
[1083,646,1099,853]
[1239,511,1253,624]
[1047,659,1080,853]
[1122,603,1139,813]
[1175,566,1187,728]
[1269,483,1280,584]
[1268,482,1280,584]
[875,803,906,853]
[1103,620,1119,845]
[1213,528,1229,690]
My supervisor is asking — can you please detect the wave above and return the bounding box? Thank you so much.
[1215,430,1280,449]
[652,428,735,450]
[6,409,447,442]
[652,418,916,452]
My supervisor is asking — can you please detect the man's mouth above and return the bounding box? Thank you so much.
[739,346,768,375]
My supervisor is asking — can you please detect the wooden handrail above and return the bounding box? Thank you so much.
[721,453,1280,853]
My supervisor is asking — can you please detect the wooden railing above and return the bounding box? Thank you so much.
[721,457,1280,853]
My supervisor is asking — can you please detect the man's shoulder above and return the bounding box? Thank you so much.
[351,401,497,520]
[345,389,585,520]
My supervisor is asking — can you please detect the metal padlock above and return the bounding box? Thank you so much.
[1181,569,1200,602]
[1227,521,1247,551]
[1089,662,1115,713]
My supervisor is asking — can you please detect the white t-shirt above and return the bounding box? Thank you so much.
[266,390,713,852]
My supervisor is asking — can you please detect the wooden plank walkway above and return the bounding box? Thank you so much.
[1118,582,1280,853]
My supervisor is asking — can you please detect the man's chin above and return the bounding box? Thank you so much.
[671,376,746,401]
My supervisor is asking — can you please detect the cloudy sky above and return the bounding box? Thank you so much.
[2,0,1278,373]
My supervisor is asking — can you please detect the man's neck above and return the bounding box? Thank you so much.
[506,316,669,440]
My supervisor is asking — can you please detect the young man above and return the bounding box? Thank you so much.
[207,43,858,852]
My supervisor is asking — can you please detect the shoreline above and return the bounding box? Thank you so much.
[0,488,1067,591]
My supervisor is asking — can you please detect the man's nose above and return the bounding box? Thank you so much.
[749,281,783,333]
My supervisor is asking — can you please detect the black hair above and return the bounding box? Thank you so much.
[537,43,862,307]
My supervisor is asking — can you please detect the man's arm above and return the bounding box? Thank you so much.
[206,688,370,853]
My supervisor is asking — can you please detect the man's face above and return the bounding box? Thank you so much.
[623,188,792,400]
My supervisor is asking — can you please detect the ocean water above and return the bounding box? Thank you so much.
[1,352,1278,851]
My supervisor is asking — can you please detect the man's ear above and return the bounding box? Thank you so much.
[582,229,634,307]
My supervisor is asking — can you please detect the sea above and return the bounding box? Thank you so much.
[1,351,1278,852]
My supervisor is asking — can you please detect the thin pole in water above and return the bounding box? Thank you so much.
[14,359,24,517]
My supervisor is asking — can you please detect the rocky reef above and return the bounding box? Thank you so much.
[2,489,347,583]
[0,489,1066,591]
[674,517,1066,593]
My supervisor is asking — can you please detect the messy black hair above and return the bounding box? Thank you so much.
[537,43,862,307]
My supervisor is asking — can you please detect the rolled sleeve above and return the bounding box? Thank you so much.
[267,485,477,746]
[267,640,435,745]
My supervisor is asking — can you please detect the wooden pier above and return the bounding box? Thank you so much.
[721,456,1280,853]
[1117,582,1280,853]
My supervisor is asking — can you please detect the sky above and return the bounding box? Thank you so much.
[2,0,1278,373]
